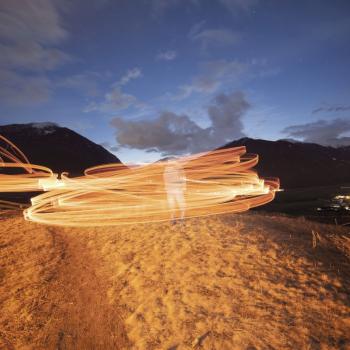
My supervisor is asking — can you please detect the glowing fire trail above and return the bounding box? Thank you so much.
[0,135,279,226]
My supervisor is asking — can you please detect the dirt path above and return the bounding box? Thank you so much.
[42,228,131,350]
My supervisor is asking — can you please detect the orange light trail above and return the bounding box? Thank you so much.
[0,135,279,226]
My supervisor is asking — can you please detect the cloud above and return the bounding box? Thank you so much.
[116,67,142,86]
[310,17,350,44]
[0,0,67,45]
[282,118,350,147]
[208,91,248,140]
[0,42,70,71]
[104,88,139,110]
[110,90,249,155]
[151,0,198,17]
[189,23,240,49]
[156,50,177,61]
[312,104,350,114]
[0,69,51,105]
[218,0,259,13]
[56,72,104,97]
[111,112,203,154]
[151,0,257,17]
[175,59,248,99]
[0,0,69,71]
[171,58,279,101]
[85,68,145,113]
[85,87,141,113]
[58,69,140,100]
[0,0,70,105]
[151,0,180,17]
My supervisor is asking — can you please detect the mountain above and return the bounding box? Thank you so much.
[222,137,350,189]
[0,123,122,175]
[2,123,349,189]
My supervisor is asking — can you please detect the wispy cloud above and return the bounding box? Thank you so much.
[312,104,350,114]
[0,0,70,104]
[218,0,259,13]
[156,50,177,61]
[168,57,279,101]
[56,72,105,97]
[85,88,141,113]
[85,68,144,113]
[0,69,51,105]
[0,42,70,71]
[151,0,258,17]
[151,0,198,17]
[115,67,142,86]
[0,0,67,44]
[282,118,350,147]
[174,59,248,100]
[110,91,249,155]
[189,22,240,49]
[0,0,69,71]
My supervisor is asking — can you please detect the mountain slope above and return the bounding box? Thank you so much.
[0,123,121,175]
[222,138,350,188]
[1,212,349,349]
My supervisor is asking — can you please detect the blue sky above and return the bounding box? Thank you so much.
[0,0,349,163]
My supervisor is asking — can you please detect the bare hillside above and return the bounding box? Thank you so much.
[0,212,349,349]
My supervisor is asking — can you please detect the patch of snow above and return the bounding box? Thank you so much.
[30,122,58,135]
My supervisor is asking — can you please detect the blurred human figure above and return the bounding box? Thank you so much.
[163,159,186,224]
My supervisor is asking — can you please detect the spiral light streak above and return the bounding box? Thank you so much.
[0,135,279,226]
[0,135,57,194]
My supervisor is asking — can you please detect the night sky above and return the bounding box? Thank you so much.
[0,0,349,163]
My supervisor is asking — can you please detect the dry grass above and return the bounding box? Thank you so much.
[0,211,349,349]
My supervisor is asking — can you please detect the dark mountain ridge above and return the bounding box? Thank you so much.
[223,137,350,189]
[0,123,121,175]
[1,123,349,189]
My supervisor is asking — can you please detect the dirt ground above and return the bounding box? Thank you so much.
[0,212,349,349]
